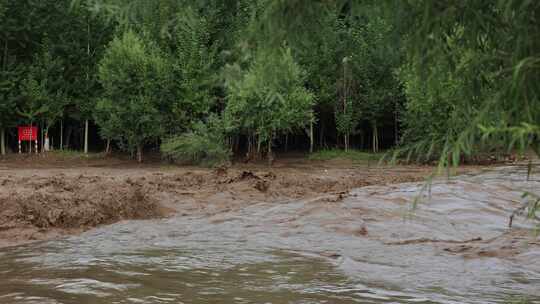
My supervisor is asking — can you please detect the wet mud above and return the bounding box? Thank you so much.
[0,162,435,247]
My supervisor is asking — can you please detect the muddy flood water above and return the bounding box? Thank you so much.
[1,166,539,304]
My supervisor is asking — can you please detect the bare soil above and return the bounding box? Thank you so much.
[0,153,479,248]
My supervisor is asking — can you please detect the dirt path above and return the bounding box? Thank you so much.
[0,154,479,248]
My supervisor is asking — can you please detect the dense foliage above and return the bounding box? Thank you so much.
[224,47,314,160]
[97,31,172,161]
[161,114,230,166]
[0,0,538,164]
[394,1,540,164]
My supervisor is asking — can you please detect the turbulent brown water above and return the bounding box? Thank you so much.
[1,166,539,304]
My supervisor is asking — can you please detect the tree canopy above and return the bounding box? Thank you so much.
[0,0,537,163]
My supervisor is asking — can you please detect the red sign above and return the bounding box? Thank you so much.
[18,126,38,141]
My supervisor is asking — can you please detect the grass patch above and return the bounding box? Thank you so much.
[47,149,103,159]
[309,149,385,163]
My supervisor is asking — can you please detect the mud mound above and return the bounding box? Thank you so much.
[6,186,155,229]
[0,174,162,246]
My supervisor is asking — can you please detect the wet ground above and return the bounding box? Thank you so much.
[0,166,539,303]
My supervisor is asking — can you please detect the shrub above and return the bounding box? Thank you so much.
[161,116,230,166]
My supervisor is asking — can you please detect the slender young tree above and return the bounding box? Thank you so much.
[97,31,172,162]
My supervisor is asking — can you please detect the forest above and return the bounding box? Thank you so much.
[0,0,538,164]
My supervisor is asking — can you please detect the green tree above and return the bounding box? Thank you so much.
[66,1,114,153]
[166,6,216,135]
[353,15,400,153]
[331,11,400,152]
[395,1,540,163]
[16,71,48,153]
[97,31,172,162]
[93,97,118,154]
[225,47,314,162]
[0,0,46,154]
[30,44,70,146]
[334,56,359,151]
[294,10,340,150]
[0,48,20,155]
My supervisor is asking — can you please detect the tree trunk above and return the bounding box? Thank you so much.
[343,59,348,152]
[394,101,399,146]
[137,145,143,163]
[65,125,72,150]
[0,128,5,155]
[41,122,44,153]
[84,119,89,154]
[247,135,252,156]
[319,118,325,148]
[1,42,6,156]
[309,118,314,154]
[267,137,273,166]
[105,139,111,155]
[29,122,32,154]
[84,17,91,155]
[60,119,63,150]
[285,134,288,152]
[234,136,240,154]
[1,42,7,156]
[372,122,379,153]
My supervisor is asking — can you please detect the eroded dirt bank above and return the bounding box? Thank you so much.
[0,155,444,248]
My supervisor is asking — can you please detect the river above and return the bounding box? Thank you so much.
[1,166,539,303]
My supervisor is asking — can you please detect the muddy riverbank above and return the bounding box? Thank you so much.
[0,154,448,248]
